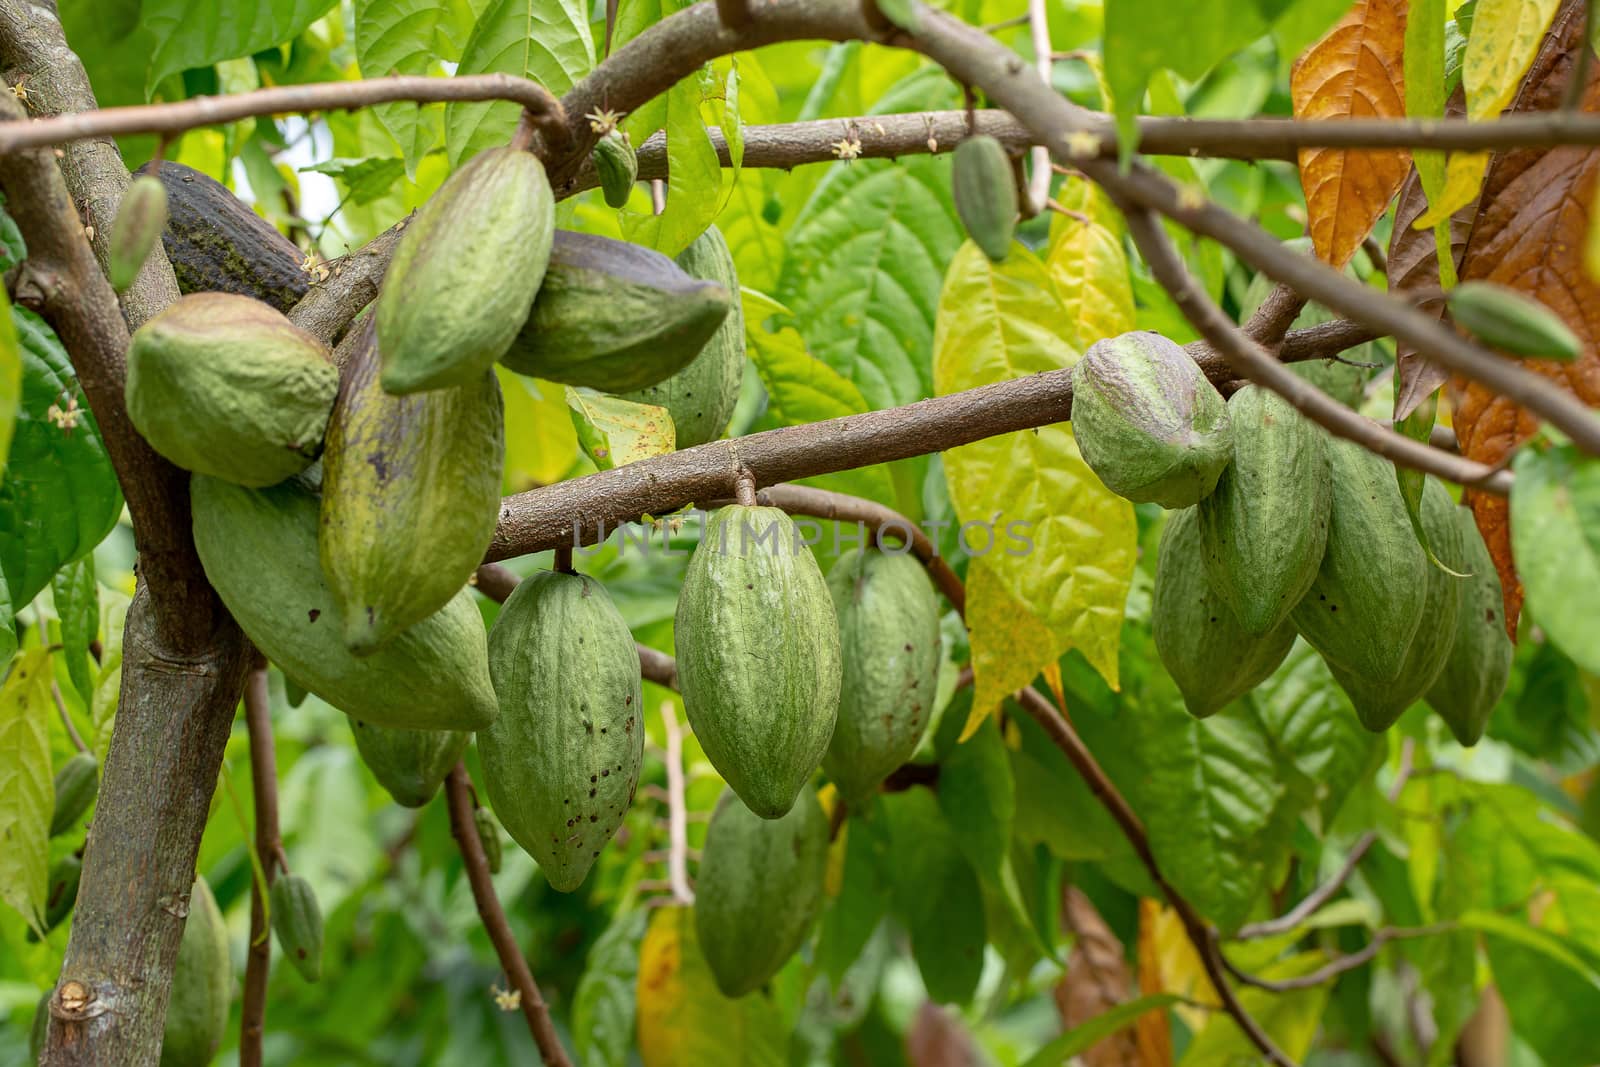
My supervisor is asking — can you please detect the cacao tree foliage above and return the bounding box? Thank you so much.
[5,1,1600,1066]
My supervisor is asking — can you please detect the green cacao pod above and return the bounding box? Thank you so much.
[1070,331,1234,508]
[480,570,644,892]
[378,147,555,393]
[474,807,504,874]
[1447,280,1581,360]
[49,752,99,837]
[270,873,324,983]
[500,230,731,393]
[350,717,469,808]
[1289,439,1429,685]
[126,293,339,487]
[823,548,941,804]
[694,785,828,997]
[952,135,1017,263]
[136,161,310,312]
[44,854,82,931]
[1196,385,1332,635]
[1426,504,1513,746]
[1153,507,1296,718]
[160,877,231,1067]
[320,317,504,654]
[675,505,842,818]
[1326,479,1465,731]
[619,225,745,448]
[593,130,638,208]
[191,474,497,731]
[108,174,169,293]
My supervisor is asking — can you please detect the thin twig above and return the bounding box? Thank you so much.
[50,682,90,755]
[1023,0,1052,215]
[444,765,573,1067]
[659,702,695,904]
[1222,924,1453,993]
[240,659,278,1067]
[1565,0,1595,110]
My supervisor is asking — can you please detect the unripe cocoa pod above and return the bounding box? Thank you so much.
[474,807,503,874]
[44,853,81,931]
[1290,439,1429,685]
[593,130,638,208]
[191,474,498,731]
[1153,507,1295,718]
[952,135,1017,262]
[619,225,745,447]
[500,230,731,393]
[108,174,169,293]
[49,752,98,837]
[160,877,231,1067]
[675,505,842,818]
[126,293,339,487]
[824,548,941,804]
[1070,331,1234,508]
[320,317,504,654]
[349,717,469,808]
[1326,478,1464,731]
[270,873,324,983]
[1425,503,1513,746]
[480,571,644,892]
[378,147,555,393]
[1196,385,1331,635]
[1447,281,1581,360]
[694,785,828,997]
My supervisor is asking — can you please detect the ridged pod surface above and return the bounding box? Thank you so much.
[160,878,231,1067]
[270,873,324,982]
[952,135,1017,262]
[320,317,504,654]
[378,147,554,393]
[108,175,169,292]
[1328,479,1465,731]
[1196,385,1332,635]
[1426,504,1514,746]
[499,230,730,392]
[49,752,98,836]
[1070,331,1234,508]
[480,571,643,892]
[675,505,841,818]
[1153,507,1296,718]
[126,293,338,487]
[824,548,942,803]
[619,225,745,447]
[350,717,469,808]
[1290,439,1429,685]
[593,131,639,208]
[694,785,828,997]
[191,475,497,731]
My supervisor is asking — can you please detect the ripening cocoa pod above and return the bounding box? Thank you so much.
[126,293,339,487]
[952,135,1016,262]
[160,878,231,1067]
[270,873,324,983]
[49,752,98,837]
[474,807,503,875]
[593,130,638,208]
[349,717,469,808]
[1070,331,1234,508]
[1425,503,1513,746]
[377,147,555,393]
[108,175,169,293]
[1447,281,1581,360]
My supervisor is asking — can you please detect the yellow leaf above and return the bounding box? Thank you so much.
[1463,0,1563,120]
[1046,176,1136,350]
[1412,151,1490,229]
[1141,900,1219,1034]
[962,559,1059,739]
[1585,187,1600,284]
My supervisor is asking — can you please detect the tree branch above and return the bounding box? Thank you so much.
[659,702,695,904]
[443,765,573,1067]
[240,659,280,1067]
[1222,924,1452,993]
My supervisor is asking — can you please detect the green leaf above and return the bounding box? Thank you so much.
[934,242,1135,725]
[1510,439,1600,676]
[1021,994,1182,1067]
[0,285,20,474]
[1405,0,1449,203]
[0,649,54,935]
[301,158,410,207]
[565,388,676,470]
[777,156,963,411]
[444,0,595,167]
[937,717,1014,879]
[0,569,14,672]
[51,557,97,705]
[1462,909,1600,1067]
[816,813,890,985]
[144,0,340,94]
[1178,952,1332,1065]
[573,908,646,1067]
[621,76,720,258]
[90,586,131,754]
[353,0,477,172]
[0,309,122,611]
[880,789,986,1005]
[0,195,26,272]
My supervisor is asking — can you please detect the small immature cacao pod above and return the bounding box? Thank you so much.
[1447,281,1581,360]
[49,752,99,837]
[593,130,638,209]
[108,174,169,293]
[952,135,1017,263]
[161,878,231,1067]
[474,807,503,874]
[44,853,82,931]
[1425,503,1513,746]
[270,873,325,983]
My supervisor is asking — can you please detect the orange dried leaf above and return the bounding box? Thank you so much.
[1292,0,1412,268]
[1055,886,1141,1067]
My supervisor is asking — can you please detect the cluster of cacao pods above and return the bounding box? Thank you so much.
[1078,331,1511,739]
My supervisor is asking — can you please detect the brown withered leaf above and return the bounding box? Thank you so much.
[1054,886,1141,1067]
[1292,0,1412,269]
[906,1001,981,1067]
[1454,0,1600,636]
[1134,899,1176,1067]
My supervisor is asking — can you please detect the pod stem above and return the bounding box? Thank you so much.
[553,546,574,574]
[733,469,758,507]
